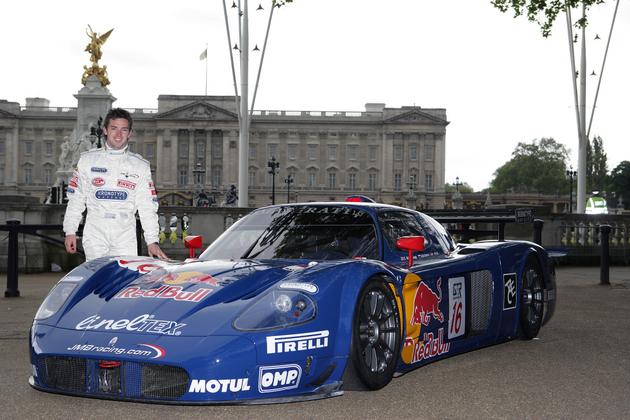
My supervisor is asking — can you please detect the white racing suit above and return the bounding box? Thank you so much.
[63,146,160,261]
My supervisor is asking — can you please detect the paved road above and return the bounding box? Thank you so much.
[1,266,629,419]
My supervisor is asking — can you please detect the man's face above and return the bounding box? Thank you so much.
[103,118,132,150]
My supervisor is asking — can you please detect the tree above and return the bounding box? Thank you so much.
[589,136,608,193]
[490,138,570,194]
[492,0,606,37]
[444,182,474,193]
[609,161,630,209]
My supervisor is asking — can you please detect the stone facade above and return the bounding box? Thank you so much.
[0,95,448,208]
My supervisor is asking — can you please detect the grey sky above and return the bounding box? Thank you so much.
[1,0,628,191]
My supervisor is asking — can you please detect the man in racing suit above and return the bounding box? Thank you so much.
[63,108,168,261]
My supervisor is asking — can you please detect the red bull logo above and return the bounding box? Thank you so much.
[410,278,444,326]
[401,274,449,364]
[115,285,212,302]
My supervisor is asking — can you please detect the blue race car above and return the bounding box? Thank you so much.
[29,201,556,403]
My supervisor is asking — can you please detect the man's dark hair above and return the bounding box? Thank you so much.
[104,108,133,131]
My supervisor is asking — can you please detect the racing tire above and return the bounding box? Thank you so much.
[351,278,401,390]
[519,255,545,339]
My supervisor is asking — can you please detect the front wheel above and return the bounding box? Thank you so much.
[520,255,545,339]
[351,278,401,390]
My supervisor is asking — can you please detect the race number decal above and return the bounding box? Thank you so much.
[448,277,466,339]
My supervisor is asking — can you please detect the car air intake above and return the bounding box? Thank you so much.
[37,357,189,400]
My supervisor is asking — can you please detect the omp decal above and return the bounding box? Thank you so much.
[117,179,136,190]
[279,282,318,294]
[91,167,107,173]
[75,314,186,336]
[404,327,450,364]
[503,273,517,310]
[266,330,329,354]
[258,364,302,393]
[92,177,105,187]
[448,277,466,339]
[188,378,251,393]
[95,190,128,200]
[115,285,212,303]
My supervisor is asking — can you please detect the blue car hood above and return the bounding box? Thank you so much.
[51,258,320,337]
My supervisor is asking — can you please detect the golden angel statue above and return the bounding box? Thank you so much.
[81,25,114,87]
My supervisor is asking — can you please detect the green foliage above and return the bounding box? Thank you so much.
[491,0,606,37]
[609,161,630,209]
[272,0,293,7]
[589,136,608,192]
[445,182,474,193]
[490,137,570,194]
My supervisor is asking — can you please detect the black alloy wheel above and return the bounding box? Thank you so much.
[520,255,545,339]
[351,278,401,390]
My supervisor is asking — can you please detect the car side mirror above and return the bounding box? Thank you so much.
[396,236,425,268]
[184,235,203,259]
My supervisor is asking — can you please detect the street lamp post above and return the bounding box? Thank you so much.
[192,162,206,206]
[566,166,577,214]
[454,176,462,193]
[267,156,280,205]
[90,116,104,148]
[285,174,294,203]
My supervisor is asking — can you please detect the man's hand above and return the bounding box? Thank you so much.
[65,234,77,254]
[148,243,168,260]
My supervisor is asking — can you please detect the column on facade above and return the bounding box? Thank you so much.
[169,129,178,188]
[10,125,19,187]
[187,129,195,189]
[156,129,165,184]
[436,132,445,192]
[227,130,238,188]
[381,131,391,192]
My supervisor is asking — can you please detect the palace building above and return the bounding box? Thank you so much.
[0,93,448,208]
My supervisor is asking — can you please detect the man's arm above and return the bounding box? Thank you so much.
[136,161,168,260]
[63,162,88,252]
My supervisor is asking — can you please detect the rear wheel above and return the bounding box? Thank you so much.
[351,278,400,390]
[520,255,545,339]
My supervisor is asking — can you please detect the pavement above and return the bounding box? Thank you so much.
[1,266,629,419]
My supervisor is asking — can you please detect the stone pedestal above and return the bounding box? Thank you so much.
[74,75,116,138]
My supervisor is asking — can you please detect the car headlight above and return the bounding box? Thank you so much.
[233,290,316,331]
[34,281,78,320]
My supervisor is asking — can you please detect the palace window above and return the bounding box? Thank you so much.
[424,144,434,161]
[328,145,337,161]
[288,144,297,160]
[308,144,318,161]
[425,172,434,192]
[328,172,336,189]
[368,173,377,191]
[410,144,417,161]
[394,172,402,192]
[369,145,378,161]
[45,141,53,156]
[347,145,358,161]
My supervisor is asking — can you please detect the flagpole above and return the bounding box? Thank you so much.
[204,43,208,96]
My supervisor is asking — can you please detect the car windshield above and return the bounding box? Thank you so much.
[199,205,379,261]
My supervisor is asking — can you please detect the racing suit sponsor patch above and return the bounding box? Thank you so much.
[92,177,105,187]
[117,179,136,190]
[91,167,107,173]
[95,190,128,200]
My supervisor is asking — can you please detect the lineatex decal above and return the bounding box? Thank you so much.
[503,273,517,310]
[75,314,186,336]
[278,282,318,294]
[91,167,107,173]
